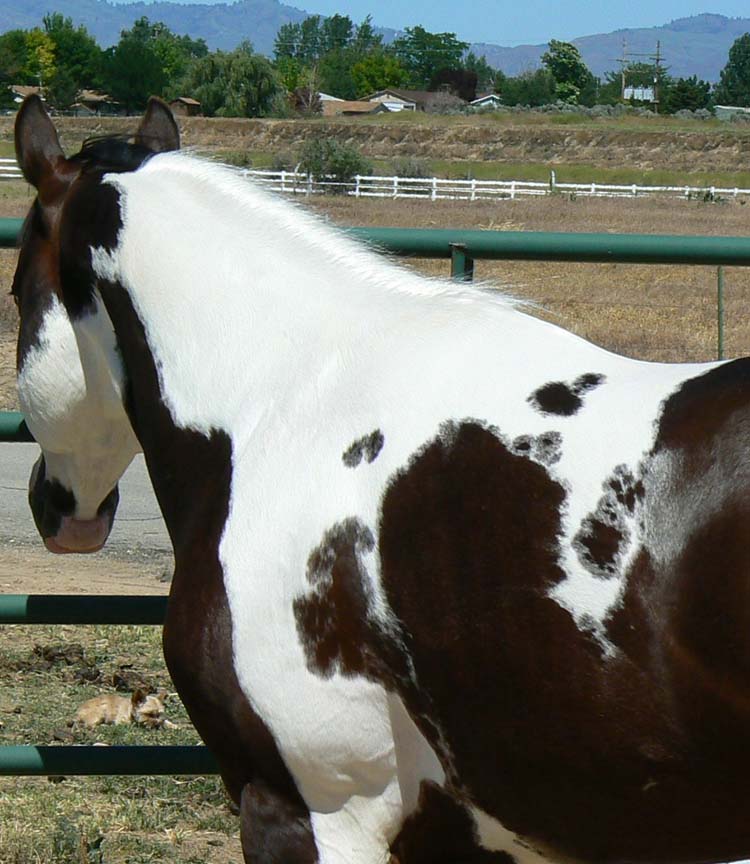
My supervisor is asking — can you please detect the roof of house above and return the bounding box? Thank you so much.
[170,96,201,106]
[79,90,117,104]
[322,100,385,116]
[364,89,427,104]
[470,93,503,105]
[11,85,41,99]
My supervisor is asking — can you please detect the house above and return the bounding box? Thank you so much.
[72,90,122,116]
[11,85,42,105]
[364,89,423,111]
[470,93,504,110]
[169,97,202,117]
[322,100,390,117]
[715,105,750,120]
[365,88,470,112]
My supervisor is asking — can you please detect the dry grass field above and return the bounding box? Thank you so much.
[1,169,749,861]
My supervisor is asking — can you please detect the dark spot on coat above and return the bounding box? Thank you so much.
[573,465,642,579]
[574,518,624,578]
[511,431,562,466]
[342,429,385,467]
[390,781,513,863]
[528,381,581,417]
[528,373,605,417]
[293,518,410,686]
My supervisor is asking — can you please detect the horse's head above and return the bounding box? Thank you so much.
[12,96,179,553]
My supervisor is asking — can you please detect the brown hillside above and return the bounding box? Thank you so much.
[3,115,750,173]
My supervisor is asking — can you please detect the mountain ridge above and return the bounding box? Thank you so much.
[0,2,746,82]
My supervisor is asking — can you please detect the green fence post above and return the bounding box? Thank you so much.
[717,266,725,361]
[450,243,474,281]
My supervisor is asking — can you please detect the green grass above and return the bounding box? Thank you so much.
[0,624,238,863]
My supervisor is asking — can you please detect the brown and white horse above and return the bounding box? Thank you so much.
[12,94,750,864]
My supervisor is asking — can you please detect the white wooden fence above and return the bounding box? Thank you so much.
[0,158,22,180]
[3,157,749,202]
[244,169,750,203]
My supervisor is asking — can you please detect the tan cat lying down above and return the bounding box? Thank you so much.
[75,689,177,729]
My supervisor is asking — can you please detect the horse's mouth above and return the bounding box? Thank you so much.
[45,516,111,554]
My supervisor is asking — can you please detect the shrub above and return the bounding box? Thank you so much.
[390,156,432,178]
[297,138,372,191]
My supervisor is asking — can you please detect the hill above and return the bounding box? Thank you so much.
[477,14,750,82]
[0,3,746,81]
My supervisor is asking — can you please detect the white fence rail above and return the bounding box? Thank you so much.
[244,169,750,202]
[3,158,748,201]
[0,158,22,180]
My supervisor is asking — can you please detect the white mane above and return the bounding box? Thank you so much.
[129,151,518,308]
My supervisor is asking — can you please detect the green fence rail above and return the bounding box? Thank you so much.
[3,218,750,777]
[0,745,218,777]
[0,594,167,624]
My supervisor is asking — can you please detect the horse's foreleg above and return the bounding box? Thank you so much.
[240,780,318,864]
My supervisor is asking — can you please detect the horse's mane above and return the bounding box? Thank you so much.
[70,135,156,174]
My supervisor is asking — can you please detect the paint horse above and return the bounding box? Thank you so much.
[12,94,750,864]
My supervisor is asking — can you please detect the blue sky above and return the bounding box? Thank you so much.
[300,1,750,44]
[139,1,750,45]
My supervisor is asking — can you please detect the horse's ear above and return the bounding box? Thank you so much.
[135,97,180,153]
[14,95,65,189]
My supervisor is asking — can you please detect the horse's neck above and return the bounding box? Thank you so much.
[106,156,457,436]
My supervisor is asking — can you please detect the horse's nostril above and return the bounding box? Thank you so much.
[97,485,120,517]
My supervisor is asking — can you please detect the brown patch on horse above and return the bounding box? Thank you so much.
[390,781,512,864]
[97,277,316,851]
[293,518,410,686]
[240,781,317,863]
[376,419,750,861]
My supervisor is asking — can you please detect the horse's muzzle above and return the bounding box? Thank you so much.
[44,515,111,554]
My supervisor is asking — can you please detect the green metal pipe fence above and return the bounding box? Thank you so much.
[3,218,750,778]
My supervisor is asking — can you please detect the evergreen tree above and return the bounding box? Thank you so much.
[716,33,750,106]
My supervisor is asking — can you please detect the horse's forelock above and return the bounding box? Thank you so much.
[71,135,156,175]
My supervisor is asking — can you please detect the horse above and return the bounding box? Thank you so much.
[11,93,750,864]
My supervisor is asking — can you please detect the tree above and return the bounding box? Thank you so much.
[102,38,166,111]
[24,29,56,88]
[0,30,31,86]
[430,67,478,102]
[663,75,713,113]
[496,69,555,107]
[318,48,357,99]
[43,14,103,92]
[179,42,280,117]
[351,16,381,55]
[351,51,408,97]
[320,14,352,54]
[391,26,468,90]
[541,39,593,104]
[464,51,496,93]
[716,32,750,106]
[102,18,209,110]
